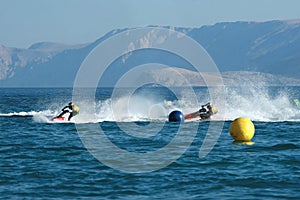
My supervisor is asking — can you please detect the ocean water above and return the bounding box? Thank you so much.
[0,87,300,199]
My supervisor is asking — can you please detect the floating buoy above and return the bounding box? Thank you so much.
[168,110,184,122]
[229,117,255,141]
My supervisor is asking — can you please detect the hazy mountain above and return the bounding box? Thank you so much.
[189,19,300,77]
[131,67,300,87]
[1,20,300,87]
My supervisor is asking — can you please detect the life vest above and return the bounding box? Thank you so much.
[211,106,218,114]
[72,105,80,113]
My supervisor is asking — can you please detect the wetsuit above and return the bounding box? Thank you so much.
[199,104,213,120]
[57,104,79,121]
[68,105,79,121]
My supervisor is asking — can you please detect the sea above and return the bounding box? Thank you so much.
[0,86,300,199]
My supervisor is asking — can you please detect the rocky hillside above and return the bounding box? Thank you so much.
[1,20,300,87]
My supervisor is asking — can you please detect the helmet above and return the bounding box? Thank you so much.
[69,102,73,105]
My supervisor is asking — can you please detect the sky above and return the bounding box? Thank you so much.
[0,0,300,48]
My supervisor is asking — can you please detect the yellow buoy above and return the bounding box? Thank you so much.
[229,117,255,141]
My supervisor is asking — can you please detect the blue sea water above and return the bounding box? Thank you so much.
[0,87,300,199]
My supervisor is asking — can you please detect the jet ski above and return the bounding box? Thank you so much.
[50,116,68,122]
[184,103,218,122]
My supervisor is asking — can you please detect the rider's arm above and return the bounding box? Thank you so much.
[62,105,69,111]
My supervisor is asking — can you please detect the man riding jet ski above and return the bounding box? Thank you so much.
[184,102,218,121]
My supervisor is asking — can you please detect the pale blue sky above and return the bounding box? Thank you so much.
[0,0,299,48]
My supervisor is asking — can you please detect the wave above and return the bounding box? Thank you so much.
[220,86,300,122]
[64,87,300,123]
[0,110,53,117]
[1,86,300,123]
[0,110,56,123]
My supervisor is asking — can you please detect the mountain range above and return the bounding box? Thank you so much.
[1,19,300,87]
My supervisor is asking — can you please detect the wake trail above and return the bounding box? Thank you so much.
[2,86,300,123]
